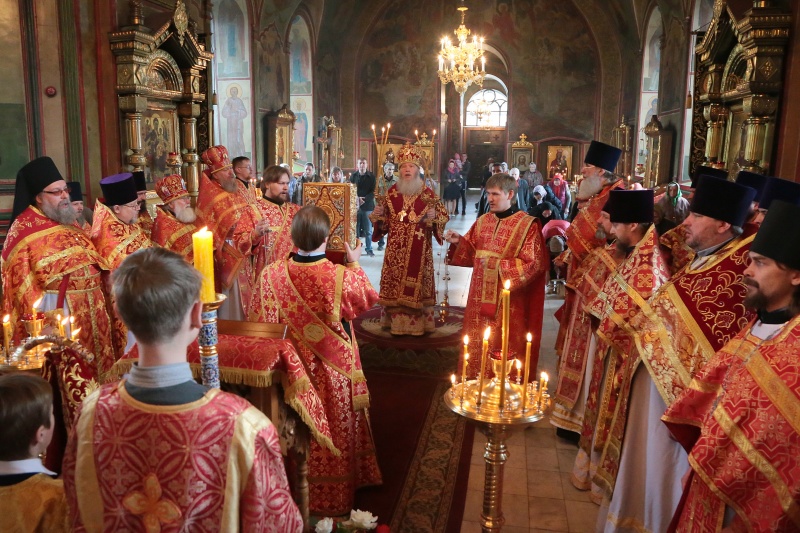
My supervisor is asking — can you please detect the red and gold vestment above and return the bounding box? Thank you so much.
[256,197,298,270]
[150,205,197,261]
[664,316,800,532]
[91,201,153,357]
[62,383,303,532]
[370,183,448,335]
[660,224,695,275]
[635,226,757,408]
[250,257,382,515]
[0,474,68,533]
[73,218,91,237]
[448,210,547,377]
[1,206,116,378]
[551,242,620,432]
[136,208,154,238]
[195,171,248,292]
[583,226,670,497]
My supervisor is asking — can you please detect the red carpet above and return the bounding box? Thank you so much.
[355,370,474,532]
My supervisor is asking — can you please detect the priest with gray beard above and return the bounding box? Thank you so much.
[151,174,199,261]
[2,157,117,376]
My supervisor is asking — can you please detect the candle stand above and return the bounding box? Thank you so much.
[198,294,226,388]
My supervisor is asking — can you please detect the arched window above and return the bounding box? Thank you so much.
[636,6,663,166]
[465,89,507,128]
[289,16,314,164]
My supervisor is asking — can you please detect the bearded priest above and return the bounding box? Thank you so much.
[370,143,449,336]
[151,174,198,261]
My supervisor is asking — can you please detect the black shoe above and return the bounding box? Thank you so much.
[377,245,384,251]
[366,249,375,257]
[555,428,580,446]
[454,210,459,215]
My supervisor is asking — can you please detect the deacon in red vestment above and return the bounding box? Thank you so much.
[555,141,623,354]
[446,172,547,376]
[62,248,302,533]
[250,205,382,516]
[1,157,116,378]
[67,181,92,236]
[92,173,153,358]
[254,165,299,273]
[598,176,758,533]
[664,201,800,533]
[196,145,271,319]
[370,143,449,336]
[150,174,198,261]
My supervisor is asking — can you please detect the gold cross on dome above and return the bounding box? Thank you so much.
[519,133,528,143]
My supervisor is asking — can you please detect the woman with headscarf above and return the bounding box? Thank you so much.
[528,184,563,218]
[656,181,690,224]
[548,173,571,215]
[443,159,462,215]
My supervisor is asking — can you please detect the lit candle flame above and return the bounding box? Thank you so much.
[61,317,69,327]
[463,335,469,345]
[32,297,43,310]
[450,374,456,385]
[526,332,532,342]
[2,315,9,324]
[69,316,75,326]
[371,124,375,130]
[541,372,549,382]
[516,359,522,371]
[504,279,511,290]
[71,327,81,341]
[483,327,491,341]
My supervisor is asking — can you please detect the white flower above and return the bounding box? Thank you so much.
[315,517,334,533]
[348,509,378,529]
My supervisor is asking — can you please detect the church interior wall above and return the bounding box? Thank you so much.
[775,0,800,179]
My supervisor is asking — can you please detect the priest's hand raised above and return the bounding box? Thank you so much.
[345,240,362,263]
[444,229,461,244]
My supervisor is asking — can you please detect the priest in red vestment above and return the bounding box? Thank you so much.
[370,143,449,336]
[446,172,547,376]
[67,181,91,236]
[250,205,382,516]
[664,201,800,532]
[63,248,302,532]
[2,157,116,378]
[196,145,271,319]
[254,165,299,273]
[151,174,198,260]
[92,173,153,358]
[555,141,623,354]
[598,176,758,533]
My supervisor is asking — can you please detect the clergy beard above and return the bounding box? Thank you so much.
[743,278,768,311]
[217,177,237,193]
[397,177,423,197]
[42,200,78,225]
[578,175,603,198]
[174,204,197,224]
[595,225,607,241]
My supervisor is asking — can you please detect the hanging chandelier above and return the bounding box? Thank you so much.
[470,97,490,127]
[437,2,485,94]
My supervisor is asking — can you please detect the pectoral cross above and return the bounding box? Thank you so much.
[399,210,407,221]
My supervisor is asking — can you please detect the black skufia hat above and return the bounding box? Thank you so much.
[735,171,768,202]
[751,200,800,270]
[759,176,800,211]
[602,189,654,223]
[100,173,138,206]
[690,165,727,188]
[132,170,147,192]
[68,181,84,202]
[690,175,756,227]
[11,156,64,225]
[584,141,622,173]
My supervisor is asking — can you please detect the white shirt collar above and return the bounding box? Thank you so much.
[0,458,56,477]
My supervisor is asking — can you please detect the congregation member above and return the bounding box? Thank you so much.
[552,200,623,440]
[68,181,92,235]
[446,173,547,375]
[523,161,544,189]
[371,143,448,336]
[329,165,345,182]
[548,172,571,215]
[509,167,530,212]
[458,152,470,215]
[0,373,68,533]
[570,190,669,505]
[196,145,270,319]
[664,200,800,532]
[293,162,322,205]
[150,174,198,260]
[351,157,377,256]
[132,170,153,238]
[443,159,462,216]
[2,157,116,377]
[376,162,397,251]
[598,176,757,532]
[477,160,504,217]
[250,206,382,516]
[63,248,302,531]
[232,155,254,186]
[530,201,561,224]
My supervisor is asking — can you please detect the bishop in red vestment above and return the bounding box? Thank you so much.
[664,201,800,532]
[2,157,116,378]
[446,172,547,376]
[250,206,382,515]
[370,143,448,336]
[151,174,198,260]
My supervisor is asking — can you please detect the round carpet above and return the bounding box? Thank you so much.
[354,306,465,350]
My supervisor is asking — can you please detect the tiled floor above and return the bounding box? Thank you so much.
[357,192,596,532]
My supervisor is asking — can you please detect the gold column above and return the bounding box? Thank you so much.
[179,102,200,205]
[703,104,727,164]
[741,94,778,172]
[125,112,146,171]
